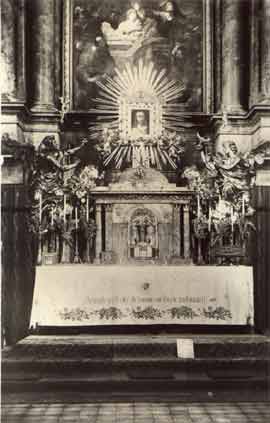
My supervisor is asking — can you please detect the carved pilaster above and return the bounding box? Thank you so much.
[105,204,113,252]
[95,204,102,263]
[172,204,181,257]
[183,205,191,259]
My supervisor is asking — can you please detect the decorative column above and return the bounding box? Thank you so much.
[95,204,102,263]
[105,204,113,252]
[183,204,190,260]
[1,0,17,100]
[260,0,270,102]
[221,0,246,113]
[30,0,58,112]
[172,205,181,257]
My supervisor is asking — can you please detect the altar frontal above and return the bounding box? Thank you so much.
[31,266,253,327]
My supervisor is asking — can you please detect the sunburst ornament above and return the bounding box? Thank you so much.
[89,59,186,138]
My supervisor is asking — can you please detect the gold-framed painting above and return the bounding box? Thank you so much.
[63,0,213,115]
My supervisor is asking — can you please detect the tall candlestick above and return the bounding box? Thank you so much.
[197,195,201,217]
[86,195,89,222]
[242,194,245,216]
[63,195,66,224]
[75,207,78,230]
[218,194,221,212]
[39,192,42,224]
[208,206,212,231]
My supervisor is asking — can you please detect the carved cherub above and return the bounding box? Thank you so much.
[38,136,88,172]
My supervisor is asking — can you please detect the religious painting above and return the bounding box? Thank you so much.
[71,0,204,112]
[131,109,150,137]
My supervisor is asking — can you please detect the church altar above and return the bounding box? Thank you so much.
[30,265,254,327]
[8,0,269,333]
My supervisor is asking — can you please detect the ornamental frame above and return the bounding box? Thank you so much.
[62,0,214,115]
[119,100,163,139]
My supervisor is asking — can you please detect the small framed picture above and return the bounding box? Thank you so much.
[131,109,150,138]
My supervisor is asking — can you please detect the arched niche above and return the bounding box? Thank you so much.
[129,207,158,260]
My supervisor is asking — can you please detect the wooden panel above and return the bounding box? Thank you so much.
[1,185,37,345]
[253,186,270,334]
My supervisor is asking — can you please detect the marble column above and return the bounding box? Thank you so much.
[30,0,58,112]
[260,0,270,102]
[95,204,102,263]
[221,0,246,113]
[183,204,190,259]
[1,0,18,101]
[172,205,181,257]
[105,205,113,252]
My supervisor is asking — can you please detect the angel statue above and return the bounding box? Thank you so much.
[196,133,257,200]
[36,136,88,193]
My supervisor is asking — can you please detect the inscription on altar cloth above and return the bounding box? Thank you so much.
[86,295,207,305]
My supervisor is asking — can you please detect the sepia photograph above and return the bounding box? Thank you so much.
[1,0,270,422]
[131,110,150,137]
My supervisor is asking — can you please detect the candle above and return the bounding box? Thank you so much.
[51,207,54,225]
[86,195,89,222]
[242,194,245,216]
[231,206,234,233]
[75,207,78,230]
[63,195,66,224]
[197,194,201,217]
[218,194,221,212]
[208,206,212,231]
[39,192,42,224]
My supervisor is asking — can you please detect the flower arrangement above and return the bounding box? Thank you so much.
[66,165,98,202]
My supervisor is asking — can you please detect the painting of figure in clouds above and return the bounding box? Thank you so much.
[72,0,203,111]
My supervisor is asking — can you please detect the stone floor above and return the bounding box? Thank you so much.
[2,402,270,423]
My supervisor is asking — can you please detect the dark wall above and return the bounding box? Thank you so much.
[253,185,270,334]
[1,185,37,345]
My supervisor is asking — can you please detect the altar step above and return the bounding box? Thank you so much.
[2,335,270,402]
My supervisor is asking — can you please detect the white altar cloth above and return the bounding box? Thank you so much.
[30,265,254,326]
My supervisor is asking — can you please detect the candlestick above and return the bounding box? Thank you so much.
[63,195,66,225]
[242,194,245,216]
[74,206,80,264]
[86,195,89,222]
[39,192,42,224]
[197,195,201,217]
[75,207,78,230]
[218,194,221,207]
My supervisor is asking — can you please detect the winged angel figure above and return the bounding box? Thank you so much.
[196,132,267,199]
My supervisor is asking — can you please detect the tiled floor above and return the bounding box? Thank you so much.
[2,402,270,423]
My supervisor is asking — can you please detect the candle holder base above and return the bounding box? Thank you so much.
[73,253,81,264]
